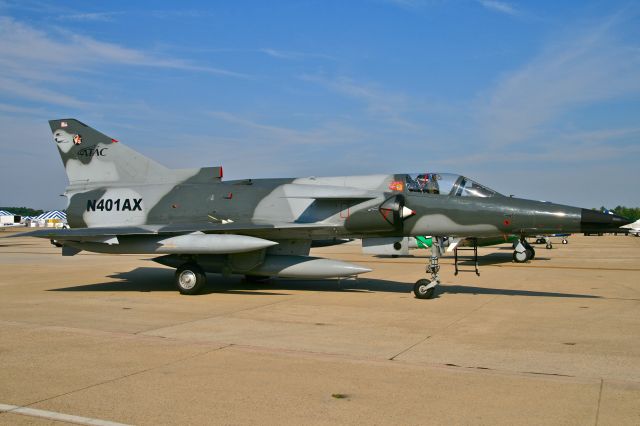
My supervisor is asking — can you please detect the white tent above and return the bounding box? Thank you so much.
[34,211,67,221]
[1,210,19,226]
[25,211,67,227]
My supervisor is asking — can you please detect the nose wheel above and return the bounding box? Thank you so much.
[414,279,436,299]
[414,239,442,299]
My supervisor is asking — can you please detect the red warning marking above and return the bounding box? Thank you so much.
[503,219,511,226]
[388,181,404,191]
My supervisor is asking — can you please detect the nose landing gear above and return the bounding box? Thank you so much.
[513,238,535,263]
[414,239,442,299]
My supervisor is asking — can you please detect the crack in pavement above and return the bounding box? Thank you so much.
[1,320,638,388]
[135,295,299,335]
[594,378,604,426]
[387,294,500,362]
[11,344,232,413]
[388,335,431,360]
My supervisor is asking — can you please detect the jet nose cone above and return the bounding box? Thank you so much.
[580,209,633,231]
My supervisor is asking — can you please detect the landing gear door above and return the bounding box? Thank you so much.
[362,237,410,256]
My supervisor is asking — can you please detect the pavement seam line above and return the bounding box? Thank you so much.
[15,344,232,413]
[135,295,298,335]
[389,335,432,360]
[594,378,604,426]
[432,293,500,336]
[0,403,130,426]
[3,318,638,386]
[386,294,500,362]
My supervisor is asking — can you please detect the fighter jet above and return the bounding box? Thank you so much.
[621,219,640,236]
[13,119,632,299]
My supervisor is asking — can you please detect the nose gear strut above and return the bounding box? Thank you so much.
[513,237,535,263]
[413,237,444,299]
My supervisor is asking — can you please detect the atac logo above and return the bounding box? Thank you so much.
[77,145,108,158]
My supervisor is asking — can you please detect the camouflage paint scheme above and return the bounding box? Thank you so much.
[18,119,631,295]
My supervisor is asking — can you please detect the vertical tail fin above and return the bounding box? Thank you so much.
[50,119,168,185]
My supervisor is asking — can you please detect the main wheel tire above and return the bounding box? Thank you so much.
[175,263,207,295]
[513,250,528,263]
[414,279,435,299]
[526,248,535,260]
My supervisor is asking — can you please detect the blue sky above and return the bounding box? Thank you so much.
[0,0,639,210]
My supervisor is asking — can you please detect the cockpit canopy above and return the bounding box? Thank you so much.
[404,173,501,197]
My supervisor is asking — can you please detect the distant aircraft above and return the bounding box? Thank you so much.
[621,219,640,236]
[10,119,632,299]
[532,234,570,248]
[365,232,570,277]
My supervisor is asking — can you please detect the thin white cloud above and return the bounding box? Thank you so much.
[260,48,336,61]
[557,127,640,145]
[57,12,121,22]
[0,76,86,108]
[0,16,251,93]
[477,16,640,147]
[0,15,249,107]
[299,74,421,131]
[0,102,47,115]
[63,33,249,77]
[206,110,369,147]
[382,0,429,9]
[439,143,640,168]
[151,9,216,19]
[477,0,519,16]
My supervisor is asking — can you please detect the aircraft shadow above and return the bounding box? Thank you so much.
[496,245,557,251]
[48,267,412,295]
[437,285,600,299]
[48,266,600,299]
[463,253,551,266]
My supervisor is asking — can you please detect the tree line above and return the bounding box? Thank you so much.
[0,207,45,216]
[596,206,640,221]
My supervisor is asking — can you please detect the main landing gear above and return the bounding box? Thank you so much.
[414,238,442,299]
[175,263,207,295]
[513,238,535,263]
